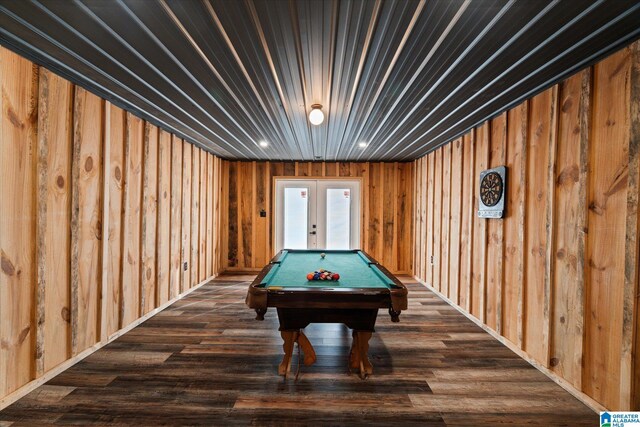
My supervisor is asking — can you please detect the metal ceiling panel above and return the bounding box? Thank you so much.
[1,0,639,161]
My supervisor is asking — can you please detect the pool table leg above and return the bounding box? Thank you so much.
[349,331,373,379]
[279,330,317,378]
[278,330,298,377]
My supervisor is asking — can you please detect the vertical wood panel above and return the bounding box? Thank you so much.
[106,104,125,338]
[486,113,507,333]
[239,162,253,268]
[71,87,103,353]
[199,151,207,282]
[382,163,395,268]
[206,153,214,278]
[550,71,589,386]
[449,138,463,305]
[584,48,632,409]
[190,148,200,287]
[169,136,182,298]
[0,51,38,395]
[471,123,489,320]
[227,161,237,268]
[413,159,423,280]
[157,129,171,305]
[181,143,192,288]
[524,87,556,365]
[368,163,382,258]
[432,150,442,291]
[504,102,527,346]
[255,161,268,267]
[426,153,435,286]
[37,69,72,373]
[141,124,158,315]
[397,162,411,273]
[630,42,640,412]
[121,113,143,327]
[441,144,451,296]
[459,132,474,311]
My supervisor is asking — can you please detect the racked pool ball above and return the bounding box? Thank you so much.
[307,273,314,280]
[332,273,340,281]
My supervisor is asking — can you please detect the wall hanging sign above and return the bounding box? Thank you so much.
[478,166,506,219]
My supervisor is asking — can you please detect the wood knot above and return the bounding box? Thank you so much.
[61,307,71,322]
[588,202,604,216]
[1,252,16,276]
[56,175,65,189]
[7,107,24,129]
[18,326,30,344]
[114,166,122,182]
[549,357,559,367]
[556,165,579,186]
[572,125,580,135]
[560,316,565,324]
[605,118,615,127]
[146,268,152,279]
[561,97,573,113]
[537,191,543,201]
[164,191,168,199]
[556,248,566,260]
[85,156,94,172]
[94,220,102,240]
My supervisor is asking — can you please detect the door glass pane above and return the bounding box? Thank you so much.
[326,188,350,249]
[283,188,308,249]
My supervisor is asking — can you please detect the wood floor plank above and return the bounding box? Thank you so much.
[0,276,595,425]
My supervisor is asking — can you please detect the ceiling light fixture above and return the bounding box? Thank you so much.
[308,104,324,125]
[358,142,368,148]
[259,140,269,148]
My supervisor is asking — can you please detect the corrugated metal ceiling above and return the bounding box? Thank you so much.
[1,0,639,161]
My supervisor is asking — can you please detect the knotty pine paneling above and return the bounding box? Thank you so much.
[71,87,104,354]
[0,47,222,404]
[0,50,38,396]
[37,69,73,373]
[221,161,413,274]
[412,40,640,411]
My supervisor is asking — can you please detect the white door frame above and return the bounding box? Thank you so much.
[273,178,362,254]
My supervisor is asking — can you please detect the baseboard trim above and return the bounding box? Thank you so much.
[0,274,217,411]
[413,276,606,414]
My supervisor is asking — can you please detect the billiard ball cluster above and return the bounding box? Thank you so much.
[307,269,340,281]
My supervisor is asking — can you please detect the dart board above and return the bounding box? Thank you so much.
[480,172,503,207]
[478,166,506,218]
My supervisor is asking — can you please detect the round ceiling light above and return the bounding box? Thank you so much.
[358,142,368,148]
[259,140,269,148]
[308,104,324,125]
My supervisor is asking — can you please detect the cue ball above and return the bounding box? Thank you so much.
[320,252,326,258]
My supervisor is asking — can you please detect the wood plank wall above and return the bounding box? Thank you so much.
[0,47,223,402]
[221,161,413,274]
[412,41,640,411]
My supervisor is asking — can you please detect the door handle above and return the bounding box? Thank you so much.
[309,231,316,235]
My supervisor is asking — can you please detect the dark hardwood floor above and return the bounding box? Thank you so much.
[0,275,596,426]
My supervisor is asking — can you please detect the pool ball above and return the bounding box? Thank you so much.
[332,273,340,281]
[307,273,314,280]
[320,252,326,258]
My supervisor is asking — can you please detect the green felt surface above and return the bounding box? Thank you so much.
[261,250,393,289]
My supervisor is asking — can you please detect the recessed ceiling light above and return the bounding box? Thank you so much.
[358,142,368,148]
[259,140,269,148]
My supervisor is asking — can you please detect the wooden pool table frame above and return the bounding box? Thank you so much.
[246,249,408,379]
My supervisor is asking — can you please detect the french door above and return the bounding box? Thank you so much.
[274,179,361,252]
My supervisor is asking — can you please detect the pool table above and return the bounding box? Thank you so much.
[246,249,408,378]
